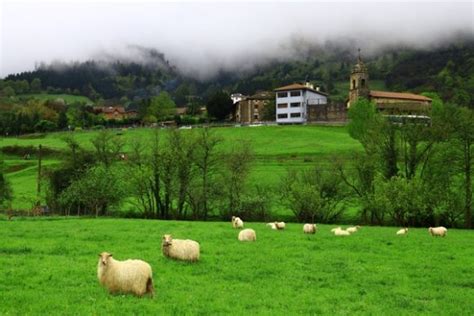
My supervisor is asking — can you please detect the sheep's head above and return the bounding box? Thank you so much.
[231,216,236,223]
[98,252,113,266]
[162,234,173,247]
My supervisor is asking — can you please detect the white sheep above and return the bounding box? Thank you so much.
[396,228,408,235]
[346,225,361,234]
[429,226,447,237]
[266,222,278,230]
[275,222,286,230]
[97,252,154,297]
[231,216,244,229]
[238,229,256,242]
[331,227,351,236]
[303,223,317,234]
[162,234,200,262]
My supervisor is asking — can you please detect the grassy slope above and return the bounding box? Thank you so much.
[15,93,93,104]
[0,218,473,315]
[1,125,362,211]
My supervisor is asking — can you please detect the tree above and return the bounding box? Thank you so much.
[206,91,233,121]
[57,111,68,130]
[451,106,474,228]
[30,78,42,93]
[220,141,254,218]
[260,100,276,121]
[1,86,15,97]
[148,92,176,121]
[188,128,222,219]
[0,156,13,209]
[91,130,125,168]
[60,165,127,217]
[280,165,347,223]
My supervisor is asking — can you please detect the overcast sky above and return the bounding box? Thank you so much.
[0,0,473,78]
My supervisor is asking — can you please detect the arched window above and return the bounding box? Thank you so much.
[352,80,356,89]
[361,79,366,88]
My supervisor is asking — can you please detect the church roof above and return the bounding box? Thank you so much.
[274,83,328,96]
[369,90,432,102]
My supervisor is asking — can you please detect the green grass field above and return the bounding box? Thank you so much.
[15,93,93,104]
[0,218,473,315]
[1,125,362,211]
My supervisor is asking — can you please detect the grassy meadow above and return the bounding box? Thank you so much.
[0,217,473,315]
[1,125,362,211]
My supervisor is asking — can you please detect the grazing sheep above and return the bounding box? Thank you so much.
[231,216,244,229]
[97,252,154,297]
[396,228,409,235]
[238,229,256,242]
[331,227,351,236]
[303,224,317,234]
[346,225,361,234]
[429,226,448,237]
[275,222,286,230]
[162,234,200,262]
[266,222,278,230]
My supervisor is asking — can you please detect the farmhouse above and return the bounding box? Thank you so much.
[274,82,328,124]
[234,91,274,124]
[347,51,432,114]
[94,106,137,120]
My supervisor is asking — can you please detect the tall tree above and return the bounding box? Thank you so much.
[206,91,233,121]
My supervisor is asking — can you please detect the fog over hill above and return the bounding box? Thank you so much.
[1,1,473,79]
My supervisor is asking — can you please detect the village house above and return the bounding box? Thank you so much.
[234,91,273,124]
[347,51,432,114]
[274,82,328,124]
[94,106,137,120]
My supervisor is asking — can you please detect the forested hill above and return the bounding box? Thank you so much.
[2,39,474,106]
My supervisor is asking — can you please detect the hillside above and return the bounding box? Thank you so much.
[2,39,473,107]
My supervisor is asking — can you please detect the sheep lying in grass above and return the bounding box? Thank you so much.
[266,222,278,230]
[231,216,244,229]
[303,224,317,234]
[396,228,409,235]
[429,226,448,237]
[162,234,200,262]
[97,252,154,297]
[346,226,361,234]
[331,227,351,236]
[238,229,256,241]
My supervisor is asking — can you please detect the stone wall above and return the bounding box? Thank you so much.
[307,103,348,122]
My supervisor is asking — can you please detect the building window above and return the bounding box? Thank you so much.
[277,92,287,98]
[352,80,356,89]
[277,113,288,119]
[254,104,259,109]
[277,103,288,109]
[290,102,300,108]
[253,114,258,119]
[290,91,301,97]
[290,113,301,118]
[361,79,366,87]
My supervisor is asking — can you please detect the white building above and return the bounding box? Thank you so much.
[231,93,246,104]
[274,82,327,124]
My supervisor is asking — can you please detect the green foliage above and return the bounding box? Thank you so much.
[281,165,346,223]
[0,156,13,207]
[148,92,176,121]
[30,78,42,93]
[206,91,233,121]
[347,98,381,151]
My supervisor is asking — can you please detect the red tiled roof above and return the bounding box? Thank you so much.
[274,83,328,96]
[370,90,432,102]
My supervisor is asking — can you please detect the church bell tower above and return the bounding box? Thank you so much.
[348,49,369,107]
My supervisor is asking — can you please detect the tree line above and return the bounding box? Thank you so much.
[1,97,472,227]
